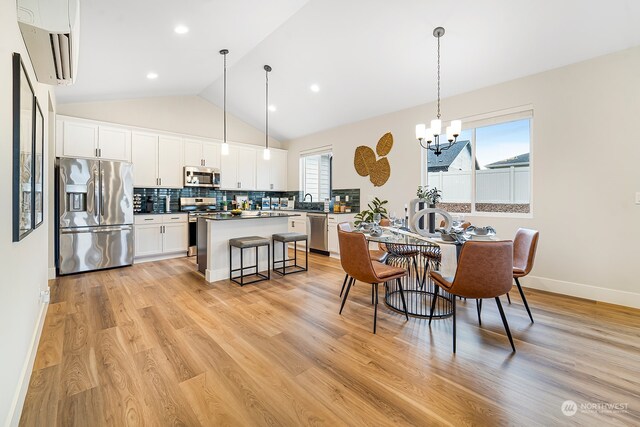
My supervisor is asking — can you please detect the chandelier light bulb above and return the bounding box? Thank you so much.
[430,119,442,136]
[451,120,462,136]
[416,124,426,140]
[425,129,433,143]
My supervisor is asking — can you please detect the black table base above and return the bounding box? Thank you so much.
[383,244,454,319]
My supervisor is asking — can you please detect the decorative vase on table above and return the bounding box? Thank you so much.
[428,203,436,234]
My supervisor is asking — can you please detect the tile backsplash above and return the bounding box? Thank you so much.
[133,187,360,213]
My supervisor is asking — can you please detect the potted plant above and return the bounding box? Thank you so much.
[354,197,388,226]
[416,186,442,233]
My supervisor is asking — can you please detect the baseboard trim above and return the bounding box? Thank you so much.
[47,267,56,280]
[523,275,640,309]
[133,252,187,264]
[6,301,48,427]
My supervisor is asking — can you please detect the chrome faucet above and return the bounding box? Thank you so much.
[304,193,313,202]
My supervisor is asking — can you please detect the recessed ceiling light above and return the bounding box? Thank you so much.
[310,84,320,93]
[268,105,277,112]
[174,25,189,34]
[146,72,158,80]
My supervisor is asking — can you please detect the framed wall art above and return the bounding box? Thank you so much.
[34,100,44,228]
[12,52,36,242]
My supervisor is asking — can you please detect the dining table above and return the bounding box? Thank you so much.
[357,227,463,319]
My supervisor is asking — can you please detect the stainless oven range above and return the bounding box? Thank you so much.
[179,197,217,256]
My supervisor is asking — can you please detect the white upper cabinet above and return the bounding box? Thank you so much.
[270,149,287,191]
[158,136,183,188]
[183,139,203,167]
[60,121,130,161]
[236,146,256,190]
[184,139,221,169]
[220,145,256,190]
[202,142,221,168]
[131,133,183,188]
[220,145,239,189]
[256,149,287,191]
[61,121,98,159]
[131,132,159,187]
[98,126,131,161]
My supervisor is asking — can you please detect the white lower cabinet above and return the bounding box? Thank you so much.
[328,214,355,256]
[134,214,188,261]
[287,212,307,249]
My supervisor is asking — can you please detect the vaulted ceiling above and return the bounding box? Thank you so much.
[56,0,640,141]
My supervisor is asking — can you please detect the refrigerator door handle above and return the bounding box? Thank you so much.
[61,225,133,234]
[101,169,106,218]
[93,168,100,221]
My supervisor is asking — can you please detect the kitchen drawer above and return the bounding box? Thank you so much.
[135,215,161,224]
[163,214,188,224]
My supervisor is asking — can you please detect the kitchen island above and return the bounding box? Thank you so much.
[197,212,300,283]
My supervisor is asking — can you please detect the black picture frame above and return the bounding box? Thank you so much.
[34,100,44,228]
[12,52,36,242]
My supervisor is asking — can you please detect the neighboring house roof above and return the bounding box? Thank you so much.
[427,140,471,172]
[484,153,530,169]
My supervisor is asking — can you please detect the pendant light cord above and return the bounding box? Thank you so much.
[436,32,441,120]
[223,52,227,143]
[265,67,269,149]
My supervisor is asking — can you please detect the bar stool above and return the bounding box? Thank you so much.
[229,236,271,286]
[272,232,308,275]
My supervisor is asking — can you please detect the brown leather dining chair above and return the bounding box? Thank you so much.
[337,224,409,333]
[510,228,539,323]
[429,241,516,352]
[338,221,389,297]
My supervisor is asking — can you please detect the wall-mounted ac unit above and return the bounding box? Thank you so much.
[16,0,80,85]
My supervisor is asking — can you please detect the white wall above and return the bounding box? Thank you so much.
[0,2,56,425]
[285,46,640,307]
[57,95,282,148]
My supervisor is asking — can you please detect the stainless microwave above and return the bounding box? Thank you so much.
[184,166,220,188]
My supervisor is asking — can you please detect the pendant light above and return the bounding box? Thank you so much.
[415,27,461,156]
[263,64,272,160]
[220,49,230,155]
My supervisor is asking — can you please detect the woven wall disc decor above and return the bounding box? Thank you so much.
[353,132,393,187]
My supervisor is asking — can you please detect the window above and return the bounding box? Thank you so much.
[300,150,332,201]
[425,110,532,215]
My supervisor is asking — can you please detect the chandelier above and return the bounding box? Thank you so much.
[415,27,461,156]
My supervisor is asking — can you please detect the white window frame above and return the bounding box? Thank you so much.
[421,105,534,218]
[299,146,333,202]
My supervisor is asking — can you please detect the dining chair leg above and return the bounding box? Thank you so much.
[506,292,511,304]
[339,277,354,314]
[428,285,440,325]
[515,277,534,323]
[412,257,421,288]
[371,283,375,305]
[495,297,516,352]
[476,299,482,326]
[396,278,409,321]
[340,274,349,297]
[373,283,379,334]
[452,295,457,353]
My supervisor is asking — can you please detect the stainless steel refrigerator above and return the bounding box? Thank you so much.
[56,157,134,275]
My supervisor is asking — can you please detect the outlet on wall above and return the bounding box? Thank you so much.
[40,289,50,304]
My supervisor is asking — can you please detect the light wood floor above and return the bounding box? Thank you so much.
[20,253,639,426]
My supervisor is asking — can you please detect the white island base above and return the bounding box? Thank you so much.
[201,216,291,283]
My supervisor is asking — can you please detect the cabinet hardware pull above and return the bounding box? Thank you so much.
[144,218,153,221]
[99,148,102,157]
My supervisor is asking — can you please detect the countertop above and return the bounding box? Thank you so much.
[199,212,301,221]
[134,212,187,215]
[286,209,358,215]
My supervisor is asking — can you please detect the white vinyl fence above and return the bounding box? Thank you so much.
[428,167,530,204]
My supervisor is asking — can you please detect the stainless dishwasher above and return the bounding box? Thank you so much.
[307,212,329,255]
